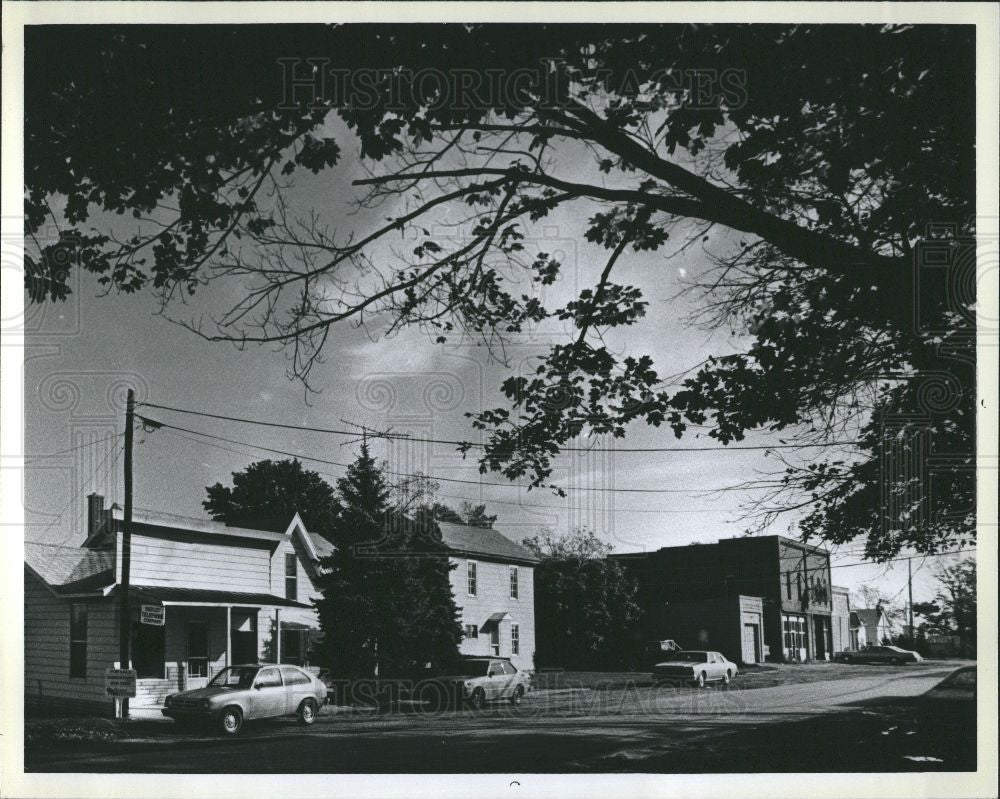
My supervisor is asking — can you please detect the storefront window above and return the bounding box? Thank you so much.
[782,613,807,660]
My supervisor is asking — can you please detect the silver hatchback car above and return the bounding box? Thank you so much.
[163,663,327,735]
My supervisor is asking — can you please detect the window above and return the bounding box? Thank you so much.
[255,667,282,688]
[69,603,88,678]
[463,624,478,640]
[796,573,802,599]
[785,571,792,600]
[285,553,298,601]
[280,666,311,685]
[782,613,807,659]
[467,560,477,596]
[510,566,519,599]
[187,620,209,678]
[511,624,520,656]
[280,628,304,665]
[132,622,166,678]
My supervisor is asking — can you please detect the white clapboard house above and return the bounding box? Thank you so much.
[24,495,329,715]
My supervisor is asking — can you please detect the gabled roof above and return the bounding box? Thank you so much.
[436,521,538,564]
[24,542,114,593]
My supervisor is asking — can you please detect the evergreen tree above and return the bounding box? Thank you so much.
[314,446,462,680]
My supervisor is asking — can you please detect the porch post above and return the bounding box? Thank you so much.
[225,606,232,668]
[275,608,282,664]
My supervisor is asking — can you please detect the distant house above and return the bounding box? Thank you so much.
[855,607,892,646]
[435,521,539,672]
[24,495,329,716]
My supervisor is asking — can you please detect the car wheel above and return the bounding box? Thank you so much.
[510,685,525,706]
[695,672,707,689]
[722,670,732,686]
[468,687,486,710]
[298,698,318,725]
[220,706,243,736]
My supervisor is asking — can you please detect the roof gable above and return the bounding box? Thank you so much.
[24,542,114,592]
[435,521,538,564]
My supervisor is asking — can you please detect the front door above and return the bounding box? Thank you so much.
[742,624,759,664]
[489,627,500,656]
[186,621,210,689]
[814,617,828,660]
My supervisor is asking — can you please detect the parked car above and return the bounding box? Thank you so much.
[642,639,683,669]
[420,656,531,710]
[838,645,923,665]
[651,650,738,688]
[162,663,327,735]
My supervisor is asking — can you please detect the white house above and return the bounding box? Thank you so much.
[24,494,329,715]
[435,521,539,672]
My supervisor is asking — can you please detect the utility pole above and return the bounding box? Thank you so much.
[118,389,135,719]
[907,556,914,640]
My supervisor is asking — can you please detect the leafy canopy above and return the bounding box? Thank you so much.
[26,24,976,559]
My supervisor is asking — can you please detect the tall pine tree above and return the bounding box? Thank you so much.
[314,445,462,680]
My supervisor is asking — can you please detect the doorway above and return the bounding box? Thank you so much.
[186,620,210,689]
[230,610,258,665]
[742,623,760,664]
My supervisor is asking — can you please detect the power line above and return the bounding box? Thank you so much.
[829,549,976,569]
[138,414,768,496]
[156,424,745,516]
[22,434,124,465]
[34,439,124,540]
[138,400,859,454]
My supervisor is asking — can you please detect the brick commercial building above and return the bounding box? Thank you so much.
[613,535,834,663]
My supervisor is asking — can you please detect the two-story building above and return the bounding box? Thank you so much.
[436,521,538,672]
[613,535,834,663]
[24,496,538,716]
[24,495,329,715]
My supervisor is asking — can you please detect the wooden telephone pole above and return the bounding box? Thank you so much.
[907,557,914,640]
[117,389,135,719]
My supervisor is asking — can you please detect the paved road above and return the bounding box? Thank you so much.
[26,664,970,773]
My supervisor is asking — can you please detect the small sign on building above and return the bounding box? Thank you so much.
[105,668,137,698]
[140,604,165,626]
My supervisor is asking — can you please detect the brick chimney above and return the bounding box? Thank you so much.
[87,493,105,539]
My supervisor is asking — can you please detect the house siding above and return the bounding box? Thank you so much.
[123,530,272,593]
[24,569,118,716]
[451,558,535,672]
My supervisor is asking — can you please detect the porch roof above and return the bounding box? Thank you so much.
[115,585,312,609]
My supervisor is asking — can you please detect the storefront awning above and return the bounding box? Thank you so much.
[114,584,312,609]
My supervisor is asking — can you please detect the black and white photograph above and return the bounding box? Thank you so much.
[1,3,996,798]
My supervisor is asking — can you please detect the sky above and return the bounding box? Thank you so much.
[18,106,965,611]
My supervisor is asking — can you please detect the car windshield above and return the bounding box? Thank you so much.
[668,651,708,663]
[208,666,258,689]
